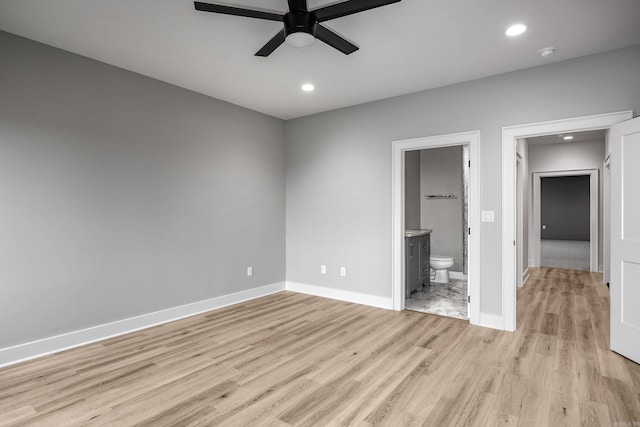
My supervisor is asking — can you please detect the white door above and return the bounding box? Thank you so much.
[610,116,640,364]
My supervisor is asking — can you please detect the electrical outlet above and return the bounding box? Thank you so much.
[340,267,346,277]
[247,266,253,277]
[542,225,546,230]
[320,265,326,274]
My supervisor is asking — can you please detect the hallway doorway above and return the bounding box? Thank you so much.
[533,168,600,272]
[501,110,632,331]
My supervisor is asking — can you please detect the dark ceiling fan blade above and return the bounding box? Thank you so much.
[313,0,400,22]
[255,29,286,56]
[194,2,283,22]
[287,0,308,12]
[315,25,358,55]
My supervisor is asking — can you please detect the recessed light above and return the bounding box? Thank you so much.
[539,47,556,57]
[563,135,574,140]
[506,24,527,37]
[301,83,315,92]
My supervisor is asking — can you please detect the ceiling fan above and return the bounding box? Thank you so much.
[194,0,401,56]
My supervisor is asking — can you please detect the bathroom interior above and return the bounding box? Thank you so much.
[404,145,469,320]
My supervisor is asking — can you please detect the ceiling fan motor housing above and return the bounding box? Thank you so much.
[284,11,317,38]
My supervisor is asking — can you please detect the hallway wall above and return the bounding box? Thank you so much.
[528,138,605,269]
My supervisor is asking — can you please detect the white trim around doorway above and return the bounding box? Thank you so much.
[392,131,481,327]
[501,111,632,332]
[532,169,599,272]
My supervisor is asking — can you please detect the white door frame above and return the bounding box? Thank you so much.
[532,169,599,271]
[516,154,526,287]
[603,154,611,283]
[392,131,480,326]
[502,111,632,332]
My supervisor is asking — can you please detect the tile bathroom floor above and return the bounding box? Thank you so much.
[405,279,468,320]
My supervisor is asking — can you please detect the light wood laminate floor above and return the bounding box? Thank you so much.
[1,268,639,426]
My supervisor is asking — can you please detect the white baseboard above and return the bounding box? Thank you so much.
[286,282,393,310]
[478,312,505,331]
[520,268,530,288]
[449,271,466,280]
[0,282,286,368]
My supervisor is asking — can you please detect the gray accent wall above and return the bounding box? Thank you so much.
[541,176,591,240]
[420,146,464,271]
[285,45,640,316]
[0,31,285,349]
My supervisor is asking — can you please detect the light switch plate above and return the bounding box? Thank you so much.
[481,211,495,222]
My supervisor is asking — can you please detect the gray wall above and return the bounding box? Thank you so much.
[284,45,640,316]
[516,139,529,279]
[404,151,421,229]
[528,138,605,267]
[420,146,464,271]
[541,176,591,240]
[0,31,285,349]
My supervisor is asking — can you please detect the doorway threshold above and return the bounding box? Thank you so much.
[405,279,468,320]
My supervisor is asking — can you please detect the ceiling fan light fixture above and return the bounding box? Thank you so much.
[285,32,316,48]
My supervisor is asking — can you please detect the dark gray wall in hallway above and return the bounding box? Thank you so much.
[0,31,286,349]
[541,176,590,241]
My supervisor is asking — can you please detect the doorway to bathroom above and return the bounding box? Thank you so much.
[403,146,469,319]
[391,131,480,325]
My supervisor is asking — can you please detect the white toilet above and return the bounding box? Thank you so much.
[430,255,454,283]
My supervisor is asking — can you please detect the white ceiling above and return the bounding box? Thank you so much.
[1,0,639,120]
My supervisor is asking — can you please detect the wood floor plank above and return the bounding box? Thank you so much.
[516,352,554,425]
[580,400,613,427]
[1,270,639,426]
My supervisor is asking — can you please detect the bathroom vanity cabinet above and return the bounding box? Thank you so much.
[405,230,431,297]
